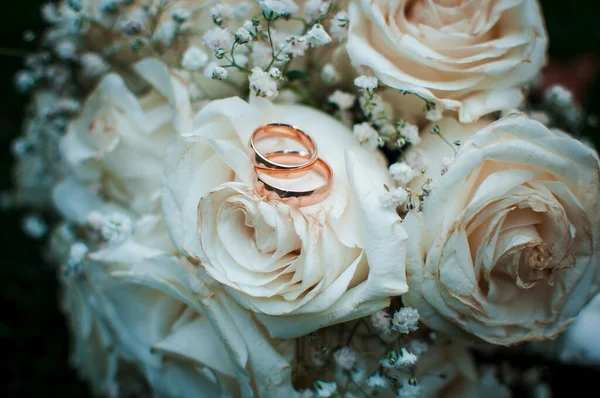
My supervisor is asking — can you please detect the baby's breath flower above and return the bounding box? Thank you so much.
[203,27,233,52]
[397,378,421,398]
[321,63,338,85]
[392,307,419,334]
[210,4,234,24]
[328,90,355,110]
[63,242,88,278]
[380,187,409,209]
[330,11,349,41]
[370,310,391,333]
[23,214,47,239]
[353,123,379,150]
[425,102,443,121]
[154,20,178,45]
[381,348,417,369]
[268,68,282,79]
[354,75,378,93]
[15,70,36,94]
[181,46,209,71]
[314,380,337,398]
[249,67,279,98]
[306,24,332,47]
[366,372,389,389]
[281,36,308,57]
[211,65,228,81]
[260,0,299,17]
[390,162,418,186]
[235,27,252,44]
[305,0,330,21]
[55,40,77,60]
[101,213,132,244]
[87,211,104,230]
[544,85,573,108]
[398,122,420,145]
[333,346,357,371]
[79,53,110,77]
[171,7,191,23]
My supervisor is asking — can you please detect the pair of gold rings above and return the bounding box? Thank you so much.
[249,123,333,207]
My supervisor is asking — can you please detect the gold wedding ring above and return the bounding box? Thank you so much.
[249,123,318,172]
[253,152,333,207]
[249,123,332,207]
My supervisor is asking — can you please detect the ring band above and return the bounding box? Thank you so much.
[254,153,333,207]
[249,123,318,171]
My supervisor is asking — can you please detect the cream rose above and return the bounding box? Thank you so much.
[162,97,408,338]
[403,114,600,345]
[346,0,548,123]
[59,215,297,397]
[60,58,191,215]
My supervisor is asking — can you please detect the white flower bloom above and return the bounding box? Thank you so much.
[403,115,600,345]
[55,40,77,60]
[87,211,104,230]
[203,27,233,51]
[330,11,349,41]
[321,63,338,85]
[390,162,419,186]
[22,214,47,238]
[249,67,278,98]
[211,66,228,80]
[101,213,132,244]
[260,0,299,17]
[210,3,234,21]
[281,36,308,57]
[235,27,252,44]
[397,348,418,367]
[154,20,178,45]
[162,97,407,338]
[15,70,35,93]
[353,122,379,150]
[315,380,337,397]
[380,187,409,209]
[181,46,209,71]
[328,90,355,110]
[544,85,574,108]
[399,122,420,145]
[79,53,110,77]
[305,0,330,20]
[370,310,391,334]
[392,307,419,334]
[306,24,332,47]
[366,372,389,389]
[347,0,547,123]
[425,103,443,121]
[397,379,421,398]
[60,59,191,215]
[170,7,191,23]
[333,347,357,371]
[354,75,378,92]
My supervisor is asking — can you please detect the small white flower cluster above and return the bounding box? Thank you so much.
[390,162,419,186]
[392,307,420,334]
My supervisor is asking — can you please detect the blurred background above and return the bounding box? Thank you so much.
[0,1,599,397]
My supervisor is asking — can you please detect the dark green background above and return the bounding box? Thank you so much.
[1,1,599,397]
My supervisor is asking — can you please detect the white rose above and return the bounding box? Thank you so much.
[163,97,408,338]
[403,114,600,345]
[62,215,297,397]
[346,0,548,123]
[60,59,191,215]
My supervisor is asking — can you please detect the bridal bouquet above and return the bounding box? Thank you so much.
[12,0,600,397]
